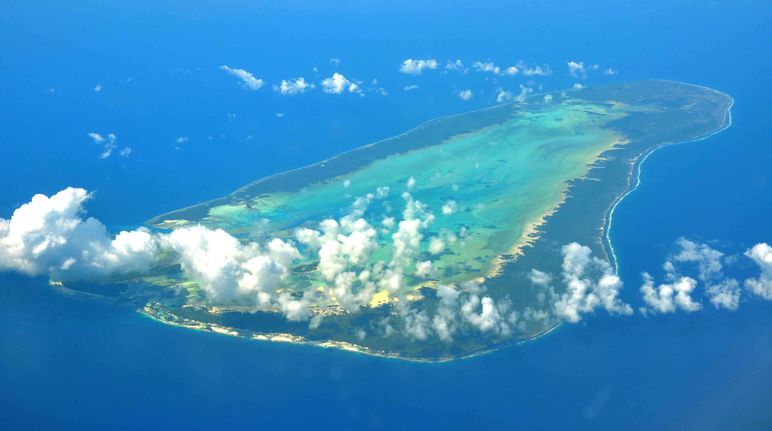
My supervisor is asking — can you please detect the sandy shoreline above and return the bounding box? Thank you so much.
[139,302,561,363]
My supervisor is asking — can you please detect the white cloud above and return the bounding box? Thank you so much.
[457,89,473,101]
[119,147,132,158]
[275,77,313,95]
[164,226,301,310]
[89,132,117,159]
[503,66,519,76]
[472,61,518,76]
[461,295,509,334]
[403,85,419,92]
[529,269,552,287]
[672,238,724,280]
[0,188,158,280]
[399,58,438,75]
[415,260,434,278]
[428,237,445,255]
[515,85,533,102]
[220,65,264,90]
[0,187,309,318]
[88,133,105,143]
[400,307,431,340]
[745,243,772,300]
[670,238,740,310]
[473,61,501,75]
[543,94,554,103]
[432,284,460,341]
[538,243,632,323]
[164,226,246,303]
[321,73,360,94]
[604,68,618,75]
[640,273,701,314]
[706,278,741,310]
[573,83,586,90]
[445,59,467,73]
[400,282,517,342]
[441,200,457,215]
[22,187,772,337]
[496,85,533,103]
[568,61,586,78]
[406,176,416,189]
[94,83,102,92]
[496,89,514,103]
[519,63,552,76]
[391,219,422,267]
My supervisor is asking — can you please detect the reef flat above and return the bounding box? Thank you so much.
[74,80,732,361]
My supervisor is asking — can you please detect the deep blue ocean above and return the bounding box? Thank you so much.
[1,0,770,429]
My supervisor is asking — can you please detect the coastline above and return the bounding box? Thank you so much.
[127,81,736,363]
[138,302,562,364]
[602,84,734,272]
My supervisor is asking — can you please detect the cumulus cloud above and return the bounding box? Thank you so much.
[640,273,701,314]
[669,238,741,310]
[519,62,552,76]
[497,85,533,103]
[163,226,247,303]
[460,294,512,335]
[428,236,445,255]
[321,73,360,94]
[10,185,770,340]
[705,278,741,310]
[432,284,461,341]
[0,187,158,281]
[275,77,313,95]
[568,61,586,78]
[529,269,552,287]
[220,65,264,90]
[445,59,467,73]
[457,89,473,101]
[472,61,518,76]
[89,132,118,159]
[745,243,772,300]
[665,238,740,310]
[88,133,105,143]
[0,187,310,319]
[529,244,632,323]
[403,85,419,92]
[550,243,632,322]
[415,260,434,278]
[292,190,437,312]
[496,89,514,103]
[441,200,457,215]
[473,61,500,74]
[163,226,300,308]
[396,282,518,342]
[399,58,438,75]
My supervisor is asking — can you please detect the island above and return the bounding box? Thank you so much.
[62,80,733,361]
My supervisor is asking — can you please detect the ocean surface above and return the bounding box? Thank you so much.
[1,0,770,429]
